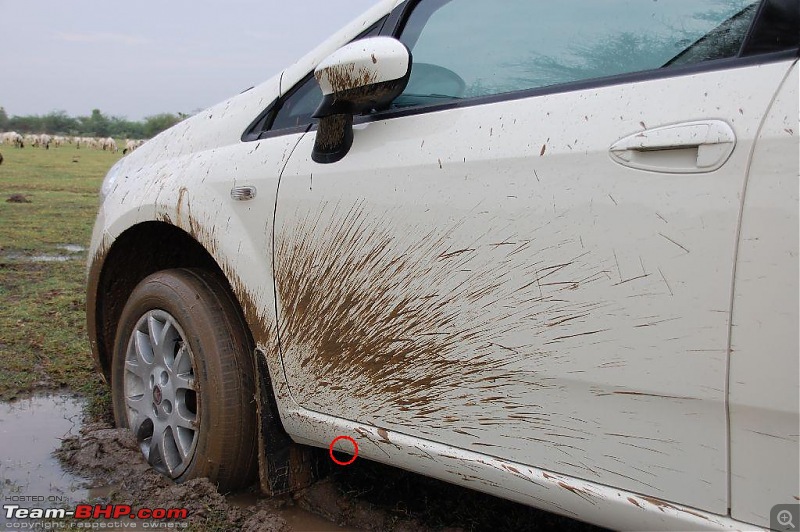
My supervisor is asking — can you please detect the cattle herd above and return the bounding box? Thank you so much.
[0,131,145,154]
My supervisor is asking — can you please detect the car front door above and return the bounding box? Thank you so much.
[273,0,795,514]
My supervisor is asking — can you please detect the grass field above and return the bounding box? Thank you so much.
[0,144,122,414]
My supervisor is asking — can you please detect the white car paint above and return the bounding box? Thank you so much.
[87,1,799,530]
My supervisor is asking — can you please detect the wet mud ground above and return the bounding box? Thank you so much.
[1,394,607,531]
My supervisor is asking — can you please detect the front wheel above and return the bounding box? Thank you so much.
[111,268,257,491]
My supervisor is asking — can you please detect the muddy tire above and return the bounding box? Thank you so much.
[111,268,257,491]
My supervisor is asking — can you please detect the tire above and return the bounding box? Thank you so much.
[111,268,257,491]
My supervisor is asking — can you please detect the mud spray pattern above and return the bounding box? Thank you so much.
[275,202,616,435]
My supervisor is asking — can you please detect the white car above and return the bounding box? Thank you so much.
[87,0,799,530]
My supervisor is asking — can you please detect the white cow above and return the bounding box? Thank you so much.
[77,137,100,149]
[123,138,145,154]
[102,137,117,152]
[1,131,24,148]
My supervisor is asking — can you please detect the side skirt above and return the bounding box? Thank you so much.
[281,408,761,532]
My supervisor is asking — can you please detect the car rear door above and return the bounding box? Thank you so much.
[272,0,796,514]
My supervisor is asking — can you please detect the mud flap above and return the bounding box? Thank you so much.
[254,348,318,495]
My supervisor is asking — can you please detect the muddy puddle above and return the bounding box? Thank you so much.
[0,394,88,524]
[55,245,85,254]
[0,393,360,530]
[0,244,86,263]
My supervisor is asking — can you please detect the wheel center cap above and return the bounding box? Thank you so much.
[153,385,163,405]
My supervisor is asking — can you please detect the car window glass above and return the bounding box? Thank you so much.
[666,2,760,66]
[393,0,760,108]
[269,75,321,131]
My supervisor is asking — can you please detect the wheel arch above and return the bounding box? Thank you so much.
[87,219,318,495]
[87,221,233,381]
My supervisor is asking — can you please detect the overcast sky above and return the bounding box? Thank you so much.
[0,1,378,120]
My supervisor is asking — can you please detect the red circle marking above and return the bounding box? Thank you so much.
[329,436,358,466]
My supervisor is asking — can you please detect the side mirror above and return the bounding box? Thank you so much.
[311,37,411,164]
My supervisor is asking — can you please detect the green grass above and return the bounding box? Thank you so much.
[0,144,122,416]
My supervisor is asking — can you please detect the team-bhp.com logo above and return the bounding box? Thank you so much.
[4,504,188,527]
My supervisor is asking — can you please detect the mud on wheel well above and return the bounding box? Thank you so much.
[93,221,318,495]
[93,221,249,380]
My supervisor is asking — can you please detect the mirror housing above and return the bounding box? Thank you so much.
[312,37,411,163]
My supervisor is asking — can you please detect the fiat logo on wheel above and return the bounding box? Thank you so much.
[153,385,163,405]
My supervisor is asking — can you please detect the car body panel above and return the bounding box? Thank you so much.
[729,61,800,528]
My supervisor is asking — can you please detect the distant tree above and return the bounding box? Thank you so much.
[81,109,111,137]
[8,114,43,134]
[108,116,146,139]
[0,108,185,138]
[143,113,182,138]
[42,111,78,135]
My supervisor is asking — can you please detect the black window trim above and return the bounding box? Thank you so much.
[740,0,800,56]
[241,100,277,142]
[252,71,319,140]
[739,0,771,55]
[243,0,799,142]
